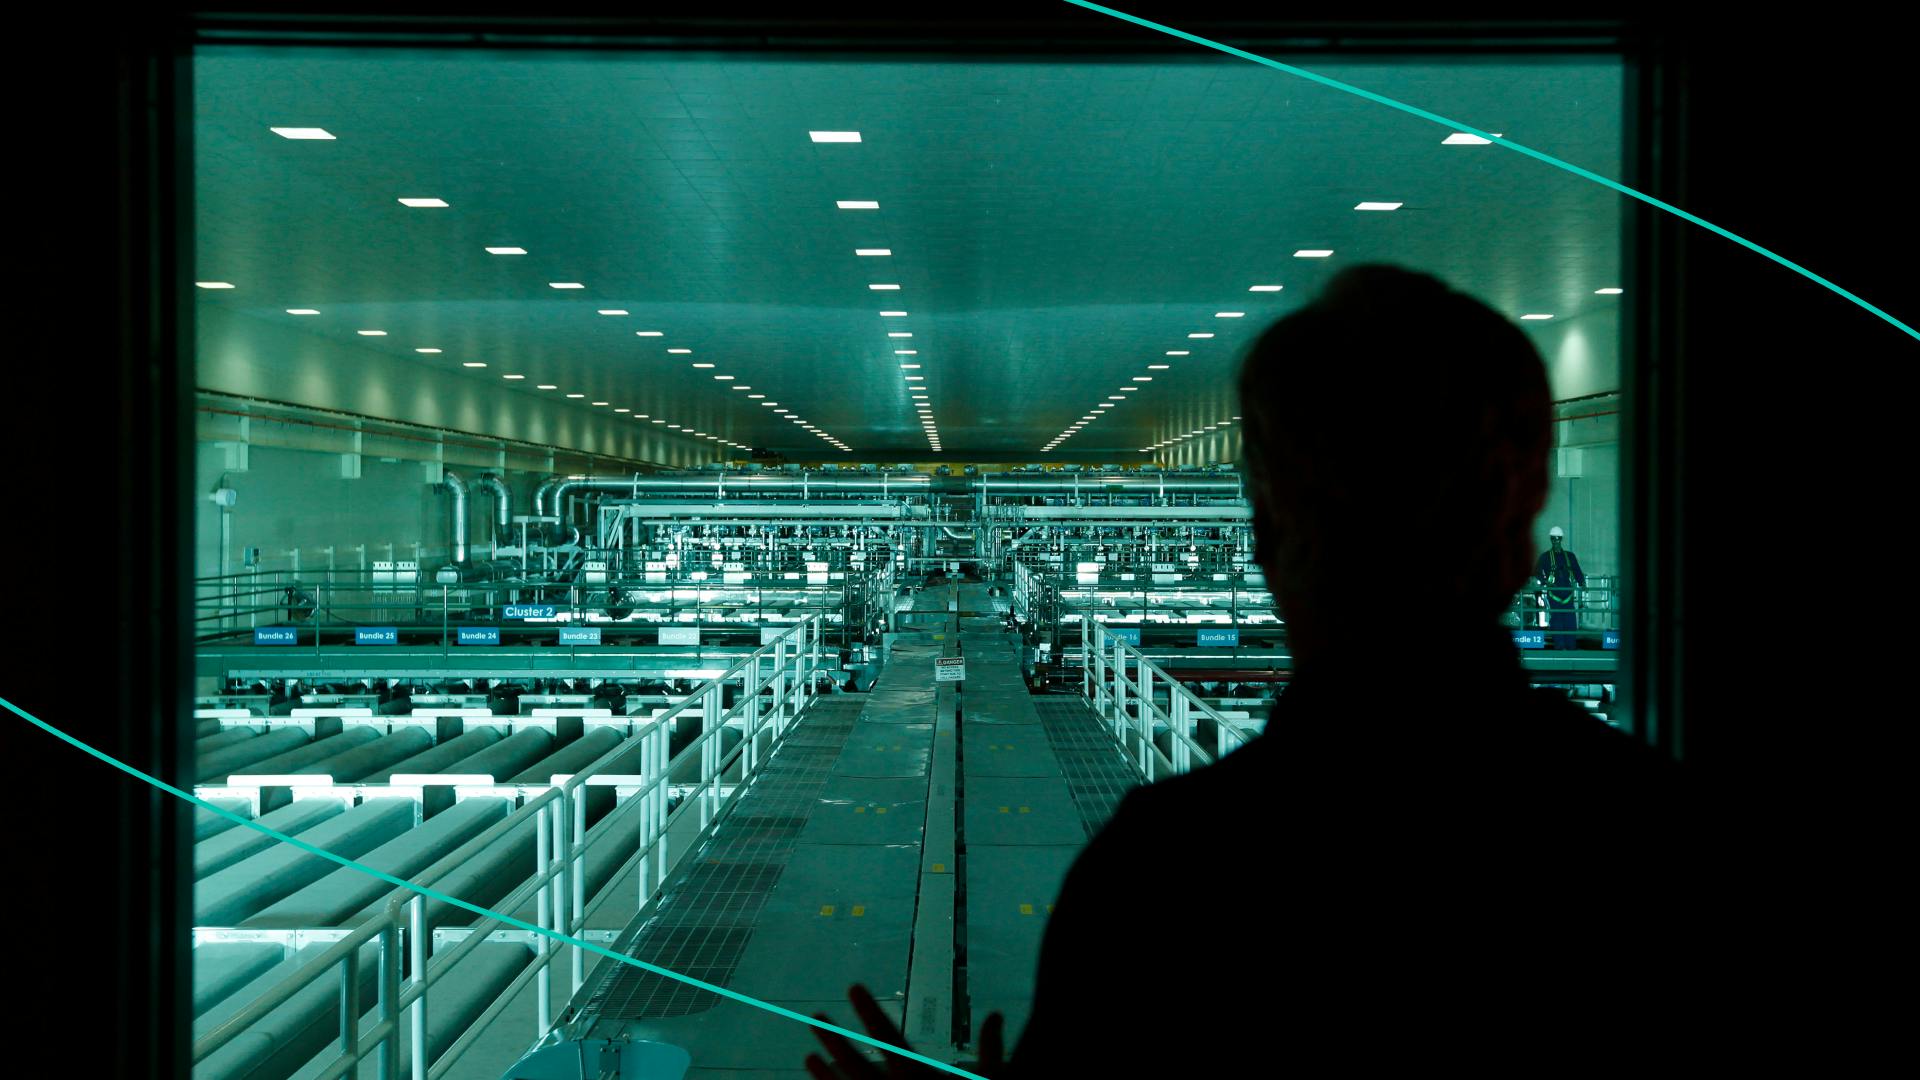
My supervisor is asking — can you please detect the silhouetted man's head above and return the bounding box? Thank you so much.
[1237,265,1552,661]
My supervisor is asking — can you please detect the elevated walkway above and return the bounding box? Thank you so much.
[541,583,1124,1076]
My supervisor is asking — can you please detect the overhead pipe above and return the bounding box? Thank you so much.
[441,470,470,564]
[970,474,1242,496]
[475,473,512,533]
[546,473,932,506]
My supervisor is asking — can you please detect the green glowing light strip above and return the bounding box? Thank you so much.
[1063,0,1916,342]
[2,696,985,1080]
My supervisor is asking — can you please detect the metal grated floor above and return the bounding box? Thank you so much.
[1032,696,1143,835]
[582,697,866,1021]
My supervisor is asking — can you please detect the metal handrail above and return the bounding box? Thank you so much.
[190,614,828,1080]
[1013,562,1257,782]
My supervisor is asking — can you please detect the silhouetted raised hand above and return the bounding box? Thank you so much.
[804,984,1005,1080]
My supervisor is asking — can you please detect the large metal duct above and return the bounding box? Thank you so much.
[971,474,1243,496]
[532,475,564,518]
[442,470,470,564]
[542,473,933,512]
[475,473,512,533]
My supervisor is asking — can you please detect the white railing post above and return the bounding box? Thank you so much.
[571,784,586,992]
[408,896,427,1080]
[1173,692,1190,775]
[338,948,360,1080]
[534,802,552,1032]
[377,918,398,1080]
[652,723,669,889]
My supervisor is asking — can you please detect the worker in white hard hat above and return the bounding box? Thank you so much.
[1534,526,1587,649]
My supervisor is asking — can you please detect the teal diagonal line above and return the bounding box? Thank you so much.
[1062,0,1917,342]
[2,696,986,1080]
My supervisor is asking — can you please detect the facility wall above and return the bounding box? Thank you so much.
[198,304,721,468]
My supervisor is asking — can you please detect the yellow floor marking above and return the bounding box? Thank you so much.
[1018,806,1031,814]
[820,905,835,916]
[1019,903,1034,915]
[931,863,946,873]
[998,806,1010,814]
[851,905,866,917]
[874,806,887,814]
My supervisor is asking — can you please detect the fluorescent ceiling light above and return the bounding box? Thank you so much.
[1248,285,1283,292]
[598,309,629,316]
[652,419,665,423]
[837,200,880,209]
[895,350,918,356]
[548,282,585,289]
[398,198,449,207]
[1294,250,1334,258]
[1442,132,1500,145]
[810,131,862,143]
[904,375,924,381]
[636,331,664,337]
[1595,287,1625,295]
[668,425,681,430]
[463,362,487,368]
[195,281,235,289]
[615,408,630,413]
[669,348,693,354]
[857,248,892,256]
[486,246,527,255]
[414,347,442,354]
[1215,311,1245,318]
[592,401,609,406]
[731,384,751,390]
[692,362,715,368]
[537,384,557,390]
[1355,202,1403,211]
[1520,313,1555,321]
[1166,350,1189,356]
[869,284,900,291]
[880,311,908,317]
[566,393,585,398]
[749,394,765,399]
[1133,376,1153,382]
[900,363,921,369]
[888,332,913,338]
[270,127,335,140]
[714,375,734,380]
[1148,364,1170,370]
[1187,332,1214,339]
[1108,395,1126,401]
[503,374,525,380]
[287,309,320,315]
[357,329,386,336]
[774,409,789,413]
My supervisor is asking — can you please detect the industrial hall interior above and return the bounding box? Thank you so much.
[10,7,1912,1080]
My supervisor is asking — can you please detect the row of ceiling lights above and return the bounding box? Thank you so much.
[1050,143,1628,456]
[201,124,835,456]
[219,126,1627,462]
[819,130,941,454]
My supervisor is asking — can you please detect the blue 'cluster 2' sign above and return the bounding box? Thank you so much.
[559,627,602,646]
[503,605,557,620]
[357,627,399,646]
[1513,630,1546,649]
[254,627,298,646]
[1197,628,1240,647]
[1602,630,1621,650]
[458,626,500,646]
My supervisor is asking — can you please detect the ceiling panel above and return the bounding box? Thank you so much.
[195,49,1622,459]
